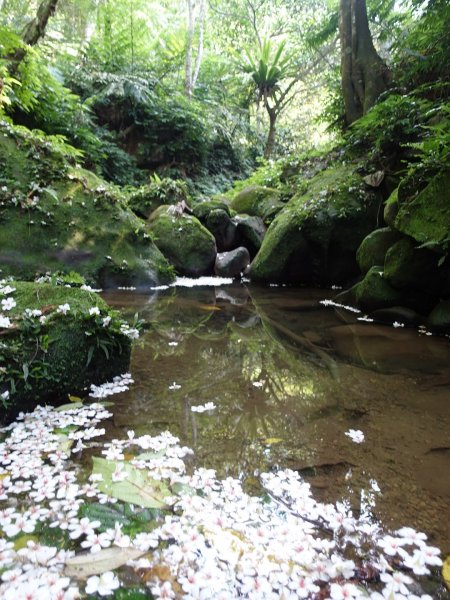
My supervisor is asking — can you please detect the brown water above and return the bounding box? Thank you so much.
[102,282,450,567]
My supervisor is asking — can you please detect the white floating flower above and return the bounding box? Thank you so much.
[89,306,101,316]
[191,402,216,413]
[0,315,12,328]
[345,429,365,443]
[168,382,181,390]
[85,571,119,596]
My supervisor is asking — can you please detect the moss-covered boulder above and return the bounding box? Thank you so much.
[394,170,450,247]
[205,209,241,252]
[356,227,401,275]
[250,164,380,285]
[383,187,399,228]
[192,198,232,222]
[0,281,132,415]
[233,215,266,258]
[0,121,173,288]
[354,267,405,312]
[214,247,250,278]
[127,177,191,220]
[230,186,285,224]
[148,207,217,276]
[428,300,450,331]
[384,237,439,290]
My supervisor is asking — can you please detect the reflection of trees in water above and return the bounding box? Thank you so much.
[117,287,338,478]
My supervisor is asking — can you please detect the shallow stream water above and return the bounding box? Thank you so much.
[102,281,450,575]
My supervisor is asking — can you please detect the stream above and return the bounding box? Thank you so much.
[102,279,450,565]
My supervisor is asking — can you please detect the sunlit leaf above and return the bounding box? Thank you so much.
[55,401,83,412]
[443,555,450,590]
[263,437,283,445]
[92,457,171,509]
[64,547,145,578]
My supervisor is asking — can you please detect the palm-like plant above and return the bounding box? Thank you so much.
[239,37,298,158]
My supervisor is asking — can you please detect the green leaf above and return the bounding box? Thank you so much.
[92,457,171,509]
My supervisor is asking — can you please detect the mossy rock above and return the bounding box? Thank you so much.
[205,209,240,252]
[356,227,401,275]
[384,237,439,290]
[383,187,399,228]
[428,300,450,332]
[250,164,380,285]
[354,266,435,314]
[0,122,173,288]
[230,186,284,224]
[127,179,191,220]
[0,281,131,415]
[354,267,405,312]
[192,198,231,222]
[147,207,217,277]
[394,169,450,247]
[233,215,266,258]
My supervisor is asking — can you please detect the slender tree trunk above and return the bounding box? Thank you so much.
[264,105,277,159]
[339,0,390,125]
[10,0,60,68]
[21,0,59,46]
[185,0,194,99]
[192,0,205,90]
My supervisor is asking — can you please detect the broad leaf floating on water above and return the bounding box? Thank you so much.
[65,547,145,579]
[55,401,84,412]
[443,555,450,590]
[92,457,171,509]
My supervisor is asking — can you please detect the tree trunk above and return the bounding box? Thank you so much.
[10,0,60,67]
[21,0,60,46]
[264,106,277,159]
[339,0,390,125]
[185,0,194,99]
[192,0,206,90]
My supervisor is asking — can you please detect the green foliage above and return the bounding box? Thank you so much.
[345,93,432,157]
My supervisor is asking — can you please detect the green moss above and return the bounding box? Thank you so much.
[148,209,217,277]
[192,198,231,222]
[394,170,450,247]
[384,237,439,290]
[251,163,380,285]
[356,227,401,275]
[1,282,131,415]
[354,267,404,312]
[0,122,174,287]
[230,186,285,223]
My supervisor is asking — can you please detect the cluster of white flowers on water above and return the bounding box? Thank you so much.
[89,373,134,399]
[0,375,443,599]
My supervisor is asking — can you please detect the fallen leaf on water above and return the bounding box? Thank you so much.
[198,304,220,311]
[65,547,145,578]
[443,555,450,590]
[263,438,283,445]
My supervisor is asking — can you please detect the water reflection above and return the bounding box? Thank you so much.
[102,282,450,559]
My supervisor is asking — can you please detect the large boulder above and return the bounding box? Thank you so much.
[0,281,132,415]
[384,237,439,290]
[233,215,266,258]
[192,198,232,222]
[0,122,173,288]
[127,178,191,220]
[394,169,450,246]
[214,247,250,278]
[230,186,285,224]
[356,227,401,275]
[428,300,450,331]
[148,207,217,276]
[205,209,241,251]
[250,164,380,285]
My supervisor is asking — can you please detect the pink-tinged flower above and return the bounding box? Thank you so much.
[150,580,176,599]
[396,527,427,546]
[377,535,407,556]
[68,517,100,540]
[81,531,113,553]
[85,571,119,596]
[330,582,362,599]
[380,571,413,595]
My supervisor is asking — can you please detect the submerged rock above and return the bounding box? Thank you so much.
[0,281,131,414]
[0,121,173,288]
[148,207,217,277]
